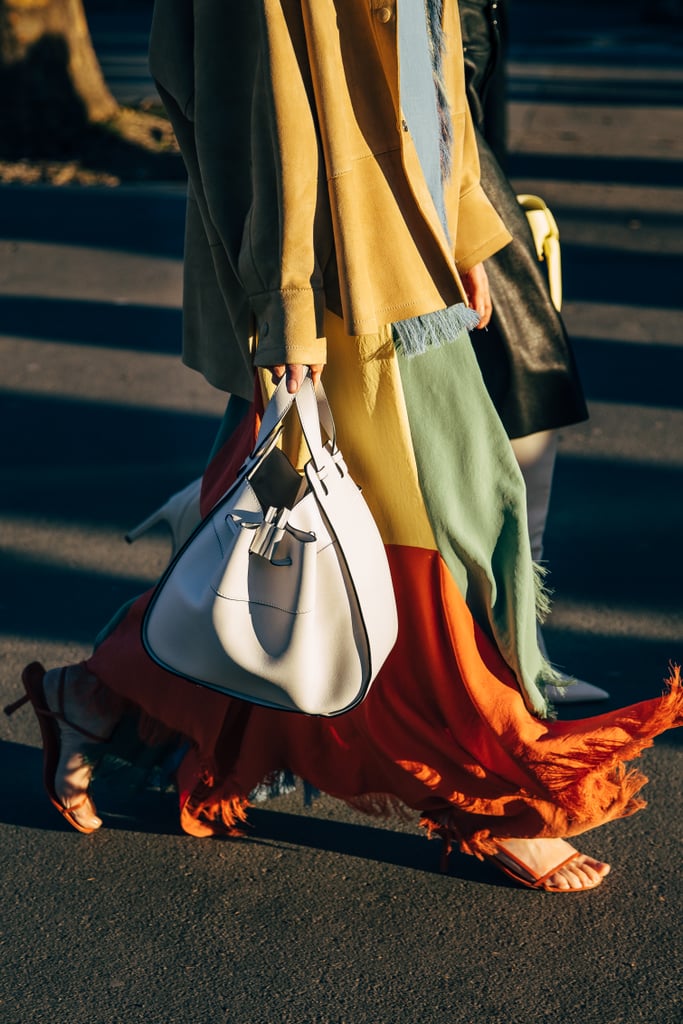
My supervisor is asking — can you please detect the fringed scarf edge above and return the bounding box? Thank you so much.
[392,303,480,358]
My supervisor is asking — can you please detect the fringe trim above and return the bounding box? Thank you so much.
[179,778,413,838]
[178,668,682,853]
[180,786,252,838]
[422,665,683,861]
[530,559,564,714]
[532,560,553,624]
[420,766,652,864]
[423,0,452,180]
[532,664,683,803]
[392,303,480,358]
[345,793,415,822]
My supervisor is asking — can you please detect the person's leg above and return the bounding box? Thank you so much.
[124,394,249,557]
[510,429,609,702]
[12,662,122,832]
[509,429,557,564]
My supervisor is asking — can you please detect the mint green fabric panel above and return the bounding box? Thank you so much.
[397,329,550,717]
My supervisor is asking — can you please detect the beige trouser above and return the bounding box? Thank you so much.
[511,429,559,665]
[510,428,559,564]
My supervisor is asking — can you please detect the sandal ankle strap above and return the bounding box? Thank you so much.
[36,668,113,743]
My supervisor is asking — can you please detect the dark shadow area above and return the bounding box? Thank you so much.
[0,741,79,832]
[549,206,683,232]
[0,740,492,882]
[0,740,181,835]
[571,337,683,410]
[0,460,202,526]
[0,391,220,472]
[508,153,683,189]
[0,35,89,158]
[508,76,683,108]
[0,551,152,644]
[0,186,186,257]
[0,26,185,182]
[52,116,186,185]
[0,296,182,355]
[509,0,683,44]
[85,0,154,12]
[244,807,496,884]
[540,453,683,712]
[542,630,682,712]
[562,243,682,307]
[545,456,682,608]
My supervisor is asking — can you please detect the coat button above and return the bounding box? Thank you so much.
[376,6,392,23]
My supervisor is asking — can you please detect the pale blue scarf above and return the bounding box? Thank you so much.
[392,0,480,357]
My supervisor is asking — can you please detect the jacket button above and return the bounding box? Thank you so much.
[376,6,392,23]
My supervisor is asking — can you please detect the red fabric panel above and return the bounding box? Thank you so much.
[87,539,682,854]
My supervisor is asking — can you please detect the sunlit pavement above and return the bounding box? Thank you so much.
[0,4,681,1023]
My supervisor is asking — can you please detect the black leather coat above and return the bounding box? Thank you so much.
[460,0,588,437]
[460,0,509,166]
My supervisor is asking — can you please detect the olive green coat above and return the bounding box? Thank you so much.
[149,0,511,398]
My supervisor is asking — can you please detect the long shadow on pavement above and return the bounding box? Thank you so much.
[0,296,182,355]
[0,739,502,885]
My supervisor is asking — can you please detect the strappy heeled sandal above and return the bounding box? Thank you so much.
[5,662,111,834]
[483,839,608,893]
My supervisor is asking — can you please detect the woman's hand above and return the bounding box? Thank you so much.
[270,363,324,394]
[460,262,493,329]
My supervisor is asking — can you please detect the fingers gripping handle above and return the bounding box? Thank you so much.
[250,373,337,472]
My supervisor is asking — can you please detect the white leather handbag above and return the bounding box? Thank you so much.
[143,375,398,716]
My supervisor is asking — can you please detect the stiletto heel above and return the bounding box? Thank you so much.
[7,663,114,834]
[125,477,202,557]
[4,693,29,716]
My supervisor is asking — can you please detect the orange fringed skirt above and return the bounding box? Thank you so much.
[87,318,683,856]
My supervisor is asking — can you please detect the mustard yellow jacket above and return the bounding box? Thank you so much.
[149,0,511,399]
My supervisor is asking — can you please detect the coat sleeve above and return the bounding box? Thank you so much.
[453,106,512,273]
[239,2,332,369]
[151,0,330,372]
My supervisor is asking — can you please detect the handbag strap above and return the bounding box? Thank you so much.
[248,374,337,473]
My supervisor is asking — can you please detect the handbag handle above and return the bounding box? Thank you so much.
[248,373,337,474]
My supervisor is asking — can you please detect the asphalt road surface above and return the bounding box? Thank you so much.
[1,3,681,1023]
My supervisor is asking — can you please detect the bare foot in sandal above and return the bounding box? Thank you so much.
[44,664,119,832]
[488,837,610,892]
[7,663,117,834]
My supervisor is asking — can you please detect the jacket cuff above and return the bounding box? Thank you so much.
[454,184,512,272]
[251,287,328,367]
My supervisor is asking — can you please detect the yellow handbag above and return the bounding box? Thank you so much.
[516,193,563,312]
